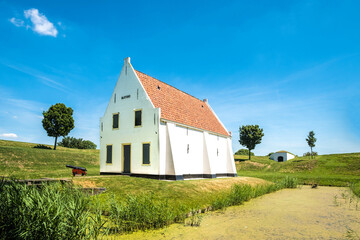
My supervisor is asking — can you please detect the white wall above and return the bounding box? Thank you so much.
[269,152,295,162]
[100,58,160,175]
[159,120,236,176]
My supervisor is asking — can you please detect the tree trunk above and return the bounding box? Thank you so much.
[310,146,313,159]
[249,149,251,160]
[54,136,58,150]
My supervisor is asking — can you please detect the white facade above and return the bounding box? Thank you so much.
[100,58,237,180]
[269,151,295,162]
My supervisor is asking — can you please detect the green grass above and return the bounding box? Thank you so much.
[235,153,360,186]
[0,140,99,178]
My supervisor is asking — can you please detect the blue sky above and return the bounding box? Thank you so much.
[0,0,359,155]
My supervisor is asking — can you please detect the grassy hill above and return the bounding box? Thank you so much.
[235,154,360,186]
[0,140,99,178]
[1,139,359,187]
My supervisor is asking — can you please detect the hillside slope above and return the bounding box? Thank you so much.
[235,154,360,186]
[0,140,99,178]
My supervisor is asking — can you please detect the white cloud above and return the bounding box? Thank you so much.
[0,133,18,138]
[9,17,24,27]
[24,8,58,37]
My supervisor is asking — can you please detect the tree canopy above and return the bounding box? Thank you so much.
[58,137,97,149]
[239,125,264,160]
[42,103,75,150]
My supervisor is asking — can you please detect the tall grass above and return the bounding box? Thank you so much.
[0,176,299,238]
[108,193,183,233]
[0,178,105,240]
[211,176,298,210]
[350,181,360,198]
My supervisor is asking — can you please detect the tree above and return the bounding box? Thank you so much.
[239,125,264,160]
[42,103,75,150]
[306,131,317,159]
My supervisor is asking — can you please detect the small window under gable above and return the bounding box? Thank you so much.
[135,110,142,127]
[106,145,112,164]
[142,143,150,165]
[101,122,103,131]
[113,113,119,129]
[114,94,116,103]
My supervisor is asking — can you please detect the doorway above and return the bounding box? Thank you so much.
[123,144,131,174]
[277,156,284,162]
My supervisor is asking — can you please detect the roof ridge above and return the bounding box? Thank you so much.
[135,69,206,104]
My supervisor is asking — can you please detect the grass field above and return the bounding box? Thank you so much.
[235,154,360,187]
[1,139,359,236]
[0,140,99,178]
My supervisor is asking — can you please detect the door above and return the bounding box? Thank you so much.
[123,144,131,174]
[278,156,284,162]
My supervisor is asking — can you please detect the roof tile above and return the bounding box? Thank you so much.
[135,70,229,136]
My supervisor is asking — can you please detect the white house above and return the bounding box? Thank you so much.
[269,151,295,162]
[99,57,237,180]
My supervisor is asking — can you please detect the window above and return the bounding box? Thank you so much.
[113,113,119,129]
[114,94,116,103]
[142,143,150,165]
[101,122,103,131]
[106,145,112,164]
[135,110,142,127]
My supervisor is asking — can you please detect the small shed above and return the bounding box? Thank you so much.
[269,151,295,162]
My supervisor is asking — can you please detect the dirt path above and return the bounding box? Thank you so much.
[116,186,360,239]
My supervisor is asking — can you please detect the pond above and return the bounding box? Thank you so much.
[116,186,360,239]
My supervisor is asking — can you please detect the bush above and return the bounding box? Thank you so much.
[0,179,106,240]
[58,136,97,149]
[33,144,52,150]
[235,149,254,156]
[303,151,318,157]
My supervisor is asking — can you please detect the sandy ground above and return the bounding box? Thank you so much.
[114,186,360,240]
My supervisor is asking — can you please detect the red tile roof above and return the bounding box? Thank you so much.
[135,70,229,136]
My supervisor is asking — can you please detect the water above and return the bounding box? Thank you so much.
[115,186,360,239]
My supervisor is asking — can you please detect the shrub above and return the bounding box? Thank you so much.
[0,179,105,240]
[58,136,97,149]
[33,144,52,150]
[303,152,318,157]
[235,149,254,156]
[278,176,298,189]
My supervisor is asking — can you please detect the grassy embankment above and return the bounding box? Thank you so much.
[1,139,359,236]
[1,140,300,236]
[235,154,360,188]
[0,140,99,178]
[0,140,271,209]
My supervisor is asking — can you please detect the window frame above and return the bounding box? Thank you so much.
[142,142,151,165]
[112,113,119,130]
[106,144,113,165]
[134,109,142,127]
